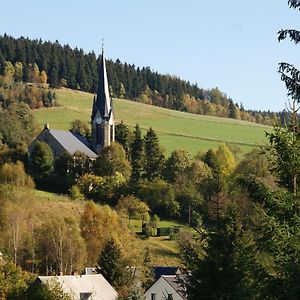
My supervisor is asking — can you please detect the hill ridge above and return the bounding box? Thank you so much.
[33,89,269,156]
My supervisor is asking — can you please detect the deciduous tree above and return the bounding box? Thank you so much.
[29,141,53,178]
[93,143,131,180]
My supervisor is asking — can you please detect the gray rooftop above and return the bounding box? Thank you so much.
[163,275,187,299]
[49,129,97,159]
[37,274,118,300]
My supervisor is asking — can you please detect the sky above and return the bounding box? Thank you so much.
[1,0,300,112]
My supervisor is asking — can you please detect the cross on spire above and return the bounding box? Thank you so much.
[101,36,104,52]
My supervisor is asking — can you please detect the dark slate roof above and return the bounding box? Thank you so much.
[154,267,180,280]
[163,275,187,299]
[49,129,97,158]
[92,49,112,121]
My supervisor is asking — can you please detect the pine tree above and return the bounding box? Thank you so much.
[183,204,258,300]
[48,54,59,87]
[96,238,124,289]
[130,124,144,183]
[0,52,5,74]
[115,121,131,156]
[144,127,164,180]
[142,247,153,290]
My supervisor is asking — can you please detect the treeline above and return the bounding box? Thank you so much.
[0,34,288,125]
[0,82,56,109]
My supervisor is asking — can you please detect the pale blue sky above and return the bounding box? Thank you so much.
[1,0,300,111]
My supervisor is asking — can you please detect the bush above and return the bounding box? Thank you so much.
[142,223,156,237]
[157,227,172,237]
[0,161,35,188]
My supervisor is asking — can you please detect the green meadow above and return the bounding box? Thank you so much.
[34,88,270,156]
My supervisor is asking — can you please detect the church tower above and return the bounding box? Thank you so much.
[91,47,115,154]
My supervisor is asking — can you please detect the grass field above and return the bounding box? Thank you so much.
[138,236,182,266]
[129,218,185,266]
[34,88,271,156]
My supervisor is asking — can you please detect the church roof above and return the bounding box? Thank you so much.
[91,49,113,121]
[49,129,97,158]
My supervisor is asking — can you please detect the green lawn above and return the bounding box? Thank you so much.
[129,218,186,233]
[128,218,188,266]
[34,88,271,156]
[139,236,182,266]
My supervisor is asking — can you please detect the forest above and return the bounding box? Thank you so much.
[0,34,289,126]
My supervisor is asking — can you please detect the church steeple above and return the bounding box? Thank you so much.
[91,47,115,154]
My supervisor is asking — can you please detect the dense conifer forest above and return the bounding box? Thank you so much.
[0,34,289,125]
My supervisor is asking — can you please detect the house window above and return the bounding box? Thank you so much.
[110,124,114,142]
[96,125,104,145]
[167,294,173,300]
[96,124,102,144]
[151,293,156,300]
[80,292,92,300]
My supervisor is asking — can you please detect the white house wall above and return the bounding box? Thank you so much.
[144,277,184,300]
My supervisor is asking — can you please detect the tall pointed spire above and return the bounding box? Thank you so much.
[91,45,115,154]
[91,48,112,120]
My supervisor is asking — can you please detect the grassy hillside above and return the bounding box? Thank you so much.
[33,88,271,156]
[32,189,183,266]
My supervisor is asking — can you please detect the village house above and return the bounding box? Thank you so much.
[144,275,187,300]
[34,274,118,300]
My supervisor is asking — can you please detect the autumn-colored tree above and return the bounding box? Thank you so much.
[36,216,86,275]
[32,63,40,83]
[80,201,119,265]
[69,119,90,137]
[116,195,150,222]
[80,201,141,273]
[94,143,131,180]
[0,161,34,189]
[40,70,48,85]
[118,82,126,99]
[14,62,23,82]
[4,61,15,83]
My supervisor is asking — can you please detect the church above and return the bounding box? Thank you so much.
[29,48,115,159]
